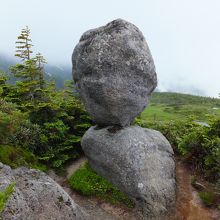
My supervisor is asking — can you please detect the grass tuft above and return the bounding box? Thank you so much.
[198,191,215,206]
[0,183,16,213]
[68,162,134,208]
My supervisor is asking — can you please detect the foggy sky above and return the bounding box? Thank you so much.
[1,0,220,97]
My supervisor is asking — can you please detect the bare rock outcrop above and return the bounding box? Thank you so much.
[82,126,176,218]
[72,19,157,127]
[0,163,88,220]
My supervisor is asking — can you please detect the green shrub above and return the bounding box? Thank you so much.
[38,120,83,168]
[26,87,92,168]
[137,118,198,152]
[10,121,43,152]
[69,162,134,208]
[0,82,91,169]
[0,183,16,213]
[137,117,220,181]
[0,99,28,145]
[178,119,220,180]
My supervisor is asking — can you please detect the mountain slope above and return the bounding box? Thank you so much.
[0,54,72,88]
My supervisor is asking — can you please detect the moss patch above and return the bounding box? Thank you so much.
[0,145,47,171]
[68,162,134,208]
[198,191,215,206]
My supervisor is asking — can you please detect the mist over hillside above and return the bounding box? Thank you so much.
[0,53,72,88]
[0,53,212,96]
[157,80,207,97]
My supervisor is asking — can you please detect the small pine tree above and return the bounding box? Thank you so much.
[15,26,33,61]
[10,26,49,105]
[35,53,47,68]
[34,53,47,88]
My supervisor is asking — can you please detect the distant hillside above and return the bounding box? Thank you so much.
[0,54,72,88]
[0,54,16,72]
[44,65,72,88]
[150,92,220,107]
[141,92,220,123]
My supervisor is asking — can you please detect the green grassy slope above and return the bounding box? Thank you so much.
[141,92,220,122]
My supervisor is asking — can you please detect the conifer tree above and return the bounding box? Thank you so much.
[0,71,9,97]
[34,53,47,88]
[10,27,48,105]
[15,26,33,61]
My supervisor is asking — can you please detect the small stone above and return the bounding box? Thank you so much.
[193,181,206,191]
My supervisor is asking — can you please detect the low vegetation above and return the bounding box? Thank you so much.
[0,27,91,170]
[0,145,46,171]
[69,162,134,208]
[0,183,15,213]
[198,191,216,207]
[137,117,220,182]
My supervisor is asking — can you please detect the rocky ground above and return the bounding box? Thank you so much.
[48,156,220,220]
[49,157,137,220]
[0,163,88,220]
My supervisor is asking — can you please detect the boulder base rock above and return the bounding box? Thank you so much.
[81,126,176,218]
[0,163,88,220]
[72,19,157,127]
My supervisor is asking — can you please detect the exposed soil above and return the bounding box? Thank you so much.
[49,157,137,219]
[48,157,220,220]
[174,158,220,220]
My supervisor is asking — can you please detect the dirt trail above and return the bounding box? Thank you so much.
[66,156,87,179]
[48,157,220,220]
[174,159,219,220]
[49,157,137,219]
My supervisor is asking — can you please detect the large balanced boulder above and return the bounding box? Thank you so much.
[81,126,176,218]
[72,19,157,127]
[0,163,88,220]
